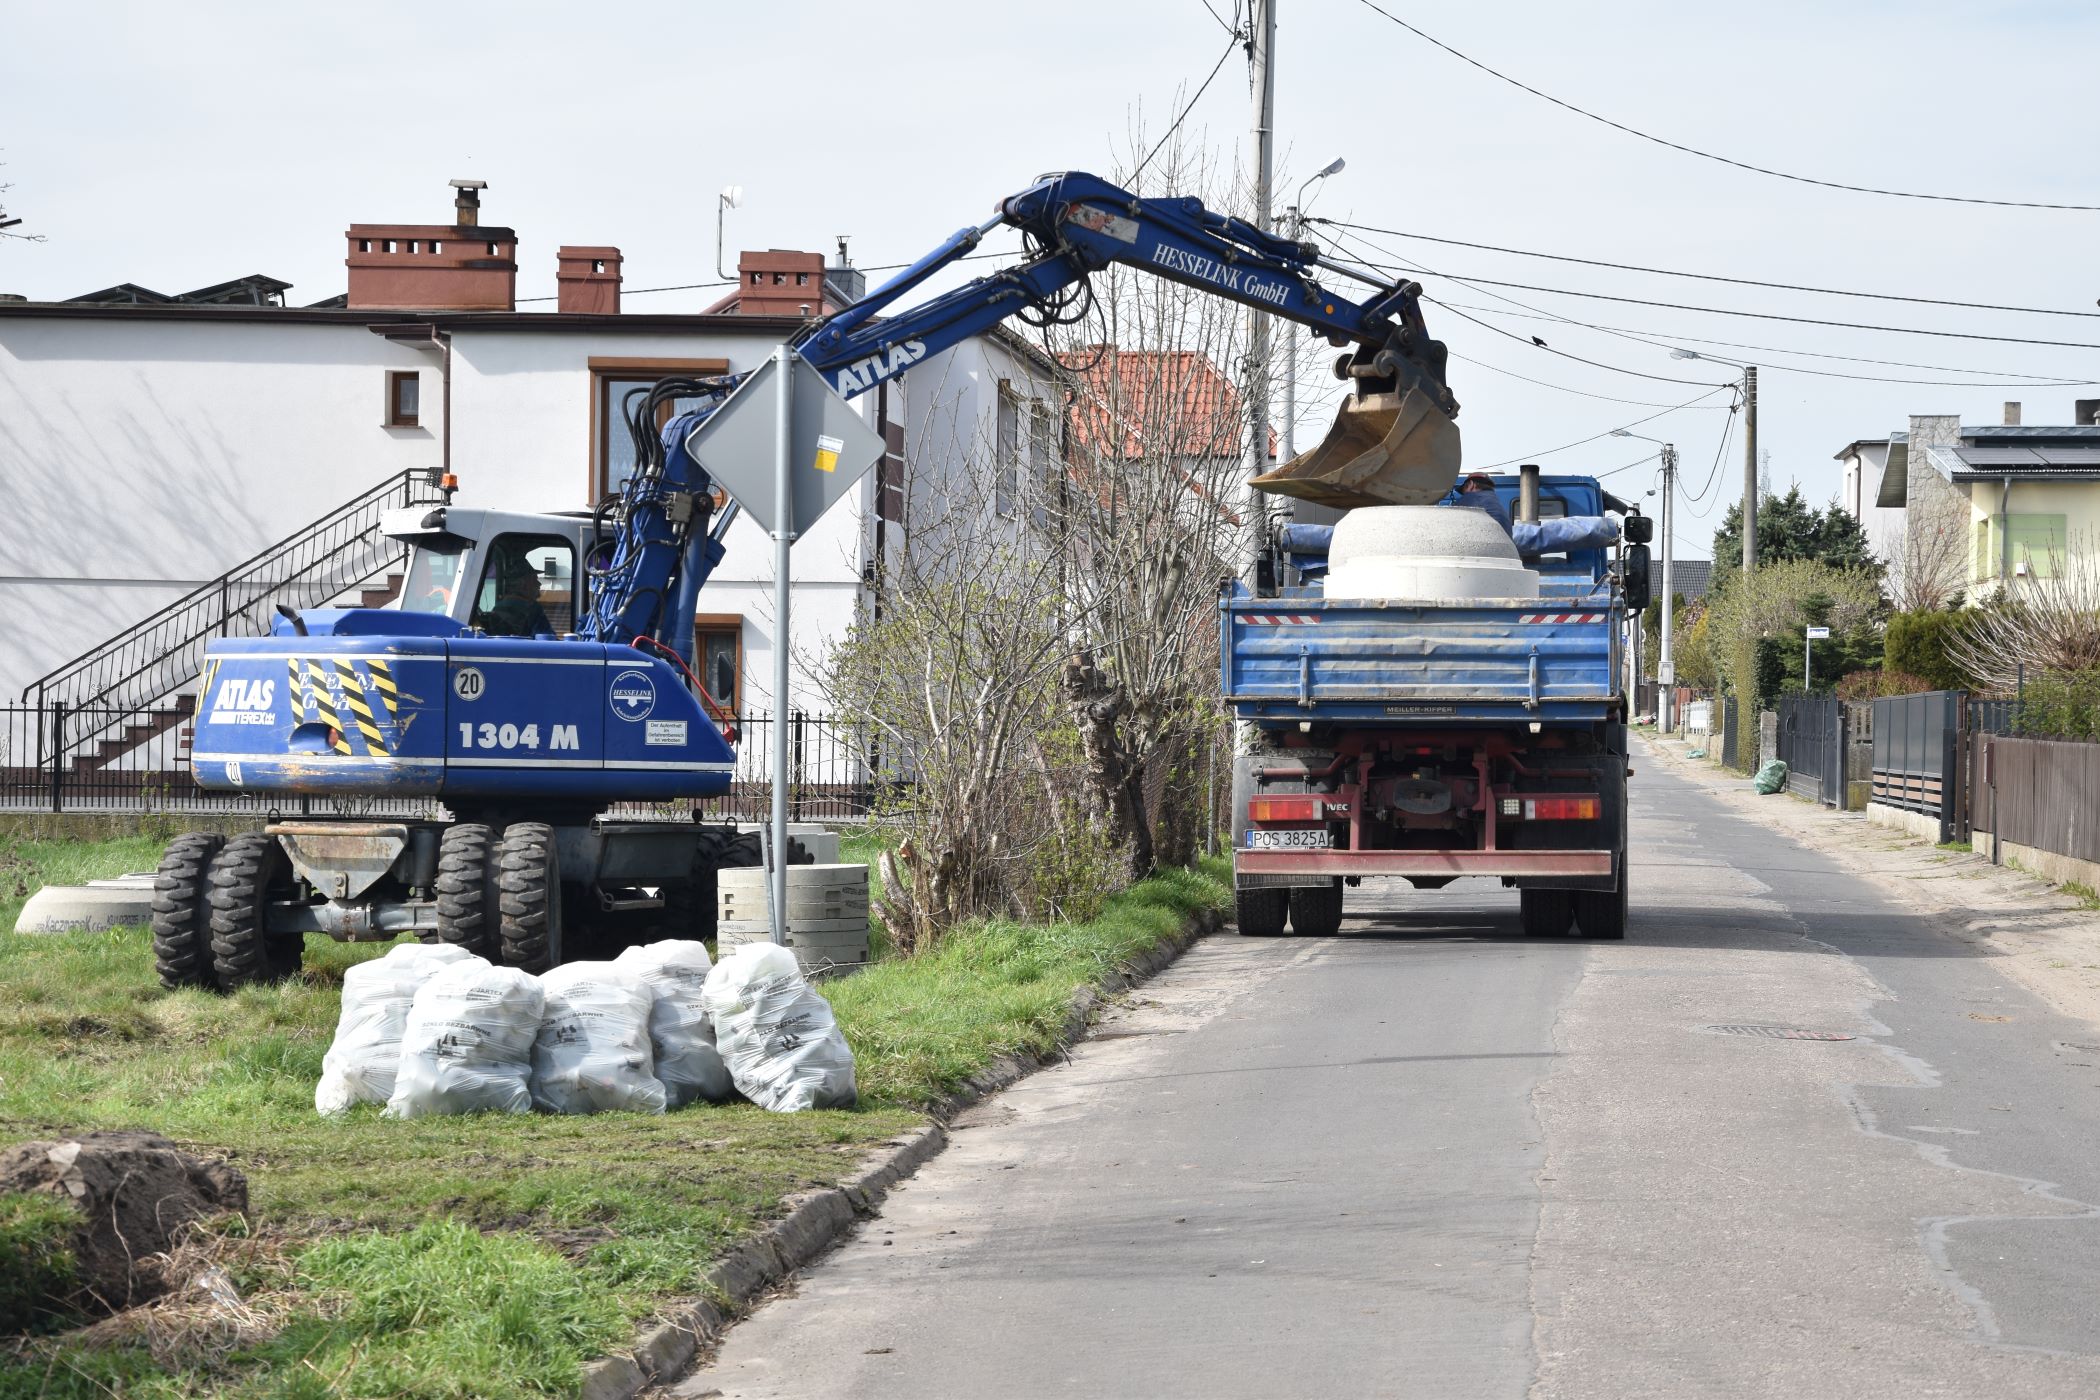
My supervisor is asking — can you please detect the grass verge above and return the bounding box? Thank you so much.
[0,830,1227,1397]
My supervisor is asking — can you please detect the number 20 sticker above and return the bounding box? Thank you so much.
[452,666,486,701]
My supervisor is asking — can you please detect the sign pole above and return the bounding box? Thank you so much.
[770,344,794,945]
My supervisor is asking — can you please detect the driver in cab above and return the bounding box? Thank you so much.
[481,555,555,637]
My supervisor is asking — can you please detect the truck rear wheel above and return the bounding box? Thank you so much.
[1288,882,1344,938]
[1235,885,1289,937]
[1574,878,1627,941]
[207,832,303,989]
[150,832,223,989]
[495,822,563,973]
[433,823,499,958]
[1519,888,1574,938]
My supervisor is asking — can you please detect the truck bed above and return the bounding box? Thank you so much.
[1222,583,1618,726]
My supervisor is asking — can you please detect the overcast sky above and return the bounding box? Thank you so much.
[7,0,2098,562]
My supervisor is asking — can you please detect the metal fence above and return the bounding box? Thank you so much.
[1776,693,1842,805]
[1,702,882,823]
[1977,734,2100,866]
[1871,690,1960,821]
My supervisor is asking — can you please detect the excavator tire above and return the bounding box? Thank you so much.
[207,832,303,989]
[151,832,224,989]
[1235,885,1289,938]
[432,823,499,959]
[495,822,563,974]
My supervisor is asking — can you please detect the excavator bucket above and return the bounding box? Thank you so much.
[1251,385,1463,510]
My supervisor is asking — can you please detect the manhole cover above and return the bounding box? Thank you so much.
[1705,1024,1855,1041]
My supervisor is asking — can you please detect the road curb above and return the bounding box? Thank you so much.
[579,900,1224,1399]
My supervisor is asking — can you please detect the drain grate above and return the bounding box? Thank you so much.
[1706,1024,1856,1041]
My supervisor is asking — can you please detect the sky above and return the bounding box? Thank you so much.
[6,0,2099,564]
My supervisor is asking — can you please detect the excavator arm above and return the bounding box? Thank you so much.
[580,170,1463,660]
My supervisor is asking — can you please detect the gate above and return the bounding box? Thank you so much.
[1777,693,1842,805]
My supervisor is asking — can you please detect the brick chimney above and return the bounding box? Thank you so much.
[346,178,517,312]
[735,249,827,316]
[556,246,621,315]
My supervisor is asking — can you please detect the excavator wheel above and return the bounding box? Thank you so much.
[433,823,500,959]
[206,832,303,989]
[495,822,563,973]
[151,832,224,990]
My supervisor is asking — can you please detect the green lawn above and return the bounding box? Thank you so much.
[0,828,1227,1398]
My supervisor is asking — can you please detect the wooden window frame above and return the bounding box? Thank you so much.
[694,612,743,714]
[385,370,420,427]
[587,356,731,501]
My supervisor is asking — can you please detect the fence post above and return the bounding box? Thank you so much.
[47,700,67,814]
[1939,720,1959,846]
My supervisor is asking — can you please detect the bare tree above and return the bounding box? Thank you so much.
[1948,536,2100,693]
[1885,485,1970,612]
[0,154,45,243]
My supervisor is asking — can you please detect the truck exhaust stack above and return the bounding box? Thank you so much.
[1252,383,1462,510]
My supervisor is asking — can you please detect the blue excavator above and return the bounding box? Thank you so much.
[151,170,1467,990]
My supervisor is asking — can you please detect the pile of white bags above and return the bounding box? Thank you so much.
[530,962,668,1115]
[614,940,734,1108]
[314,942,485,1115]
[702,943,858,1112]
[384,962,545,1118]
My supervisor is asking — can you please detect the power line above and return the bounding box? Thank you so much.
[1449,350,1733,408]
[1430,298,2093,385]
[1349,0,2100,212]
[1682,397,1742,513]
[1132,29,1244,184]
[1313,217,2100,320]
[1480,386,1735,470]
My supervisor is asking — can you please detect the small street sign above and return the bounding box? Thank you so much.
[683,352,884,537]
[1805,626,1831,639]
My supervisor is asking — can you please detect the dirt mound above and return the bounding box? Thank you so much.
[0,1131,247,1315]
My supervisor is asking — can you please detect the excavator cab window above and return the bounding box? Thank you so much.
[401,543,469,616]
[471,535,576,637]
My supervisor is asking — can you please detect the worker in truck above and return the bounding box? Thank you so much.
[1451,472,1619,557]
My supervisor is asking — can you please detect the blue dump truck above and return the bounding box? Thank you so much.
[1223,472,1652,941]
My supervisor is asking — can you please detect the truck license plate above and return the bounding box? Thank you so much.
[1246,828,1332,850]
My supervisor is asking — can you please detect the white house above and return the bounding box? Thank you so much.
[0,183,1067,730]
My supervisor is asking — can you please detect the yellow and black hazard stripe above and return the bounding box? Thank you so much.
[304,659,353,755]
[366,658,399,725]
[287,658,305,723]
[335,660,386,755]
[198,658,222,708]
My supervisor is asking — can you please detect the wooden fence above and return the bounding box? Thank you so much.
[1977,735,2100,866]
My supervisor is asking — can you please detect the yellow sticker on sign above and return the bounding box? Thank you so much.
[813,433,844,473]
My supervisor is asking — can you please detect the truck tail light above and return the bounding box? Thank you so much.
[1524,796,1600,821]
[1248,796,1324,823]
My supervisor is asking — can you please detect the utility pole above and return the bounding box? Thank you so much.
[1659,442,1677,733]
[1741,366,1758,576]
[1243,0,1276,587]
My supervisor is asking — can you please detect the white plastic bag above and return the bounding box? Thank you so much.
[315,942,485,1115]
[701,943,857,1112]
[530,962,668,1115]
[384,962,544,1118]
[613,940,734,1108]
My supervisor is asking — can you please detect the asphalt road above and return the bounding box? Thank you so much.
[676,740,2100,1399]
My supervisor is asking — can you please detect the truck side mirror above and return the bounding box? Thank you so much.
[1622,514,1653,545]
[1623,543,1652,613]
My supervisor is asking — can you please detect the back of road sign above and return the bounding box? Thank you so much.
[684,353,885,537]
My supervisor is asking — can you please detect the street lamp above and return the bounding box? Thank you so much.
[1612,429,1678,734]
[1280,158,1345,464]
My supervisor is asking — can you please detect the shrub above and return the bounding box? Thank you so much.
[2015,668,2100,741]
[1834,668,1933,701]
[1885,610,1971,691]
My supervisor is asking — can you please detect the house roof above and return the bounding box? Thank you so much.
[1667,558,1713,602]
[1060,347,1275,461]
[65,273,293,307]
[0,298,810,334]
[1927,441,2100,483]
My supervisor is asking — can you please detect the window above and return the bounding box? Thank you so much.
[469,535,576,637]
[995,385,1019,517]
[386,371,420,427]
[695,615,742,712]
[1029,402,1057,529]
[430,240,442,254]
[589,357,732,499]
[401,540,468,615]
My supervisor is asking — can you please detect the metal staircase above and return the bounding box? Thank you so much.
[22,468,448,775]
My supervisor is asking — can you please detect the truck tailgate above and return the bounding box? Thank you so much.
[1223,596,1616,722]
